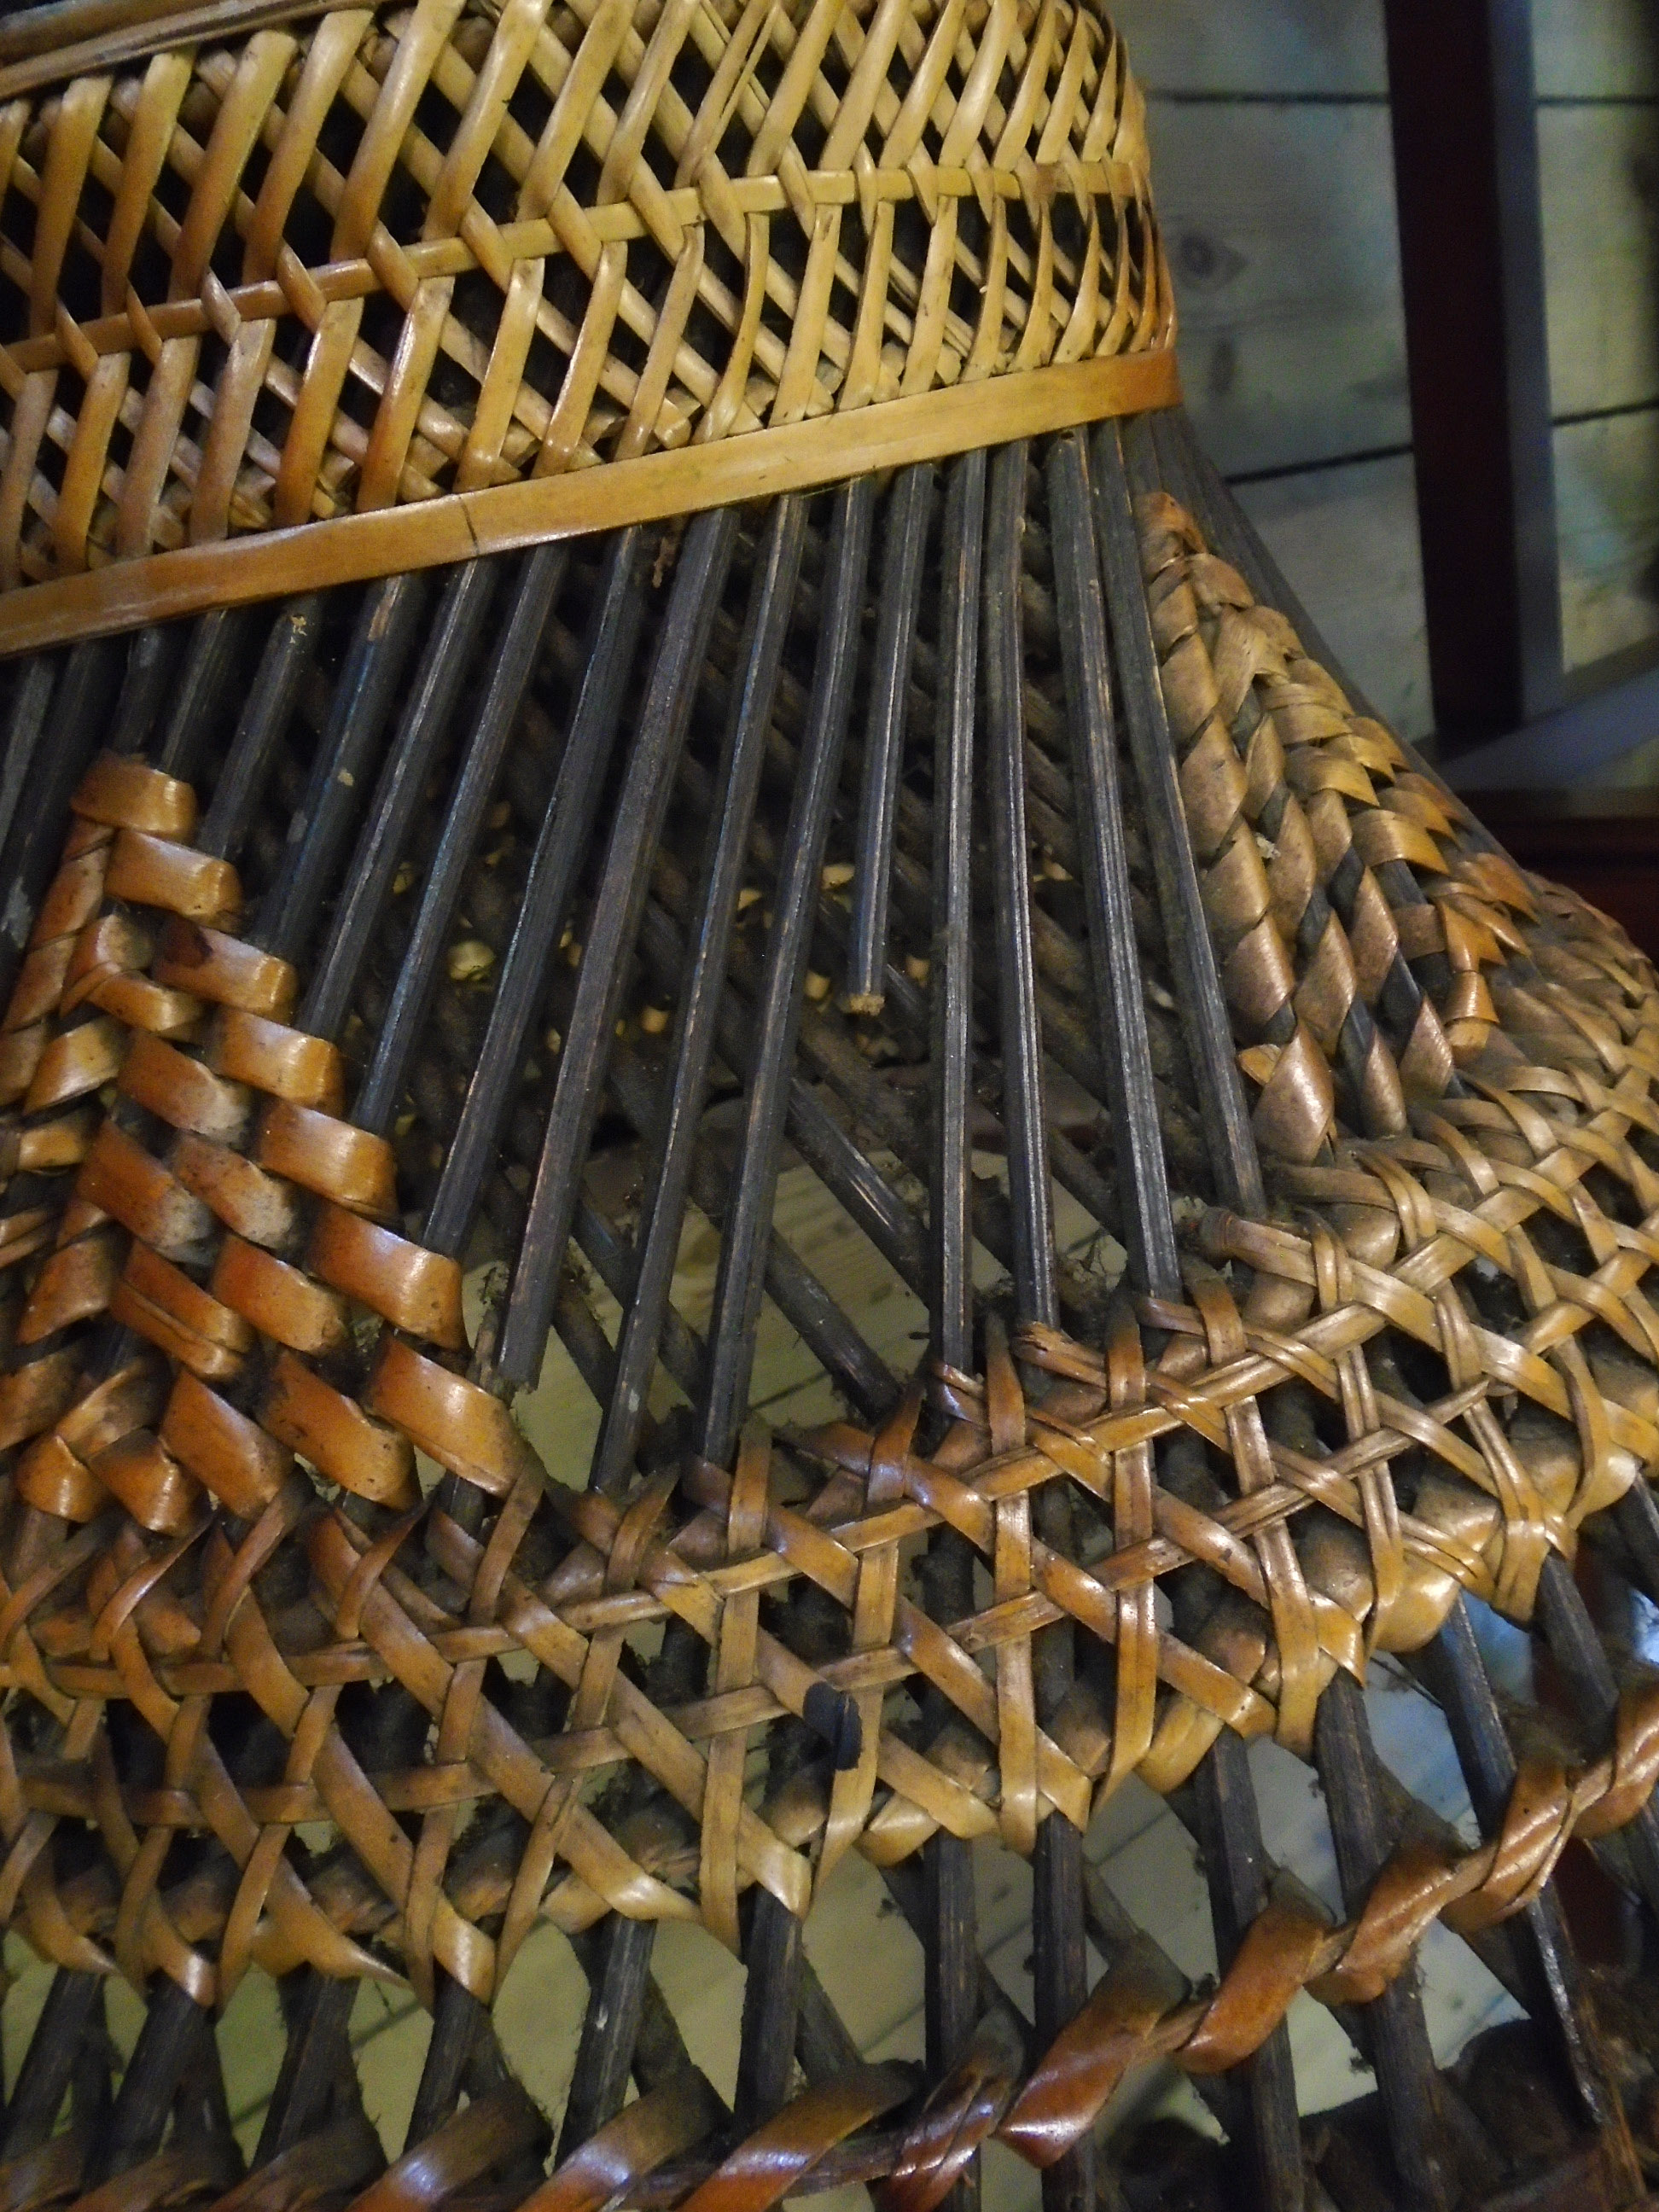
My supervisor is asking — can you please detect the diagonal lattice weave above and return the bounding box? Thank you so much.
[0,0,1169,592]
[0,472,1654,2128]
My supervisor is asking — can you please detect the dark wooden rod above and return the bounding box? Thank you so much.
[300,558,500,1039]
[697,478,876,1470]
[251,572,429,964]
[420,533,645,1255]
[352,540,570,1137]
[197,597,322,861]
[1422,1595,1640,2189]
[1382,0,1562,742]
[499,506,738,1388]
[845,463,934,1012]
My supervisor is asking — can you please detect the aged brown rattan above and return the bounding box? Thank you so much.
[0,6,1658,2212]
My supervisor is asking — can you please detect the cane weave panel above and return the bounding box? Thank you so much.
[0,0,1170,597]
[0,478,1652,2153]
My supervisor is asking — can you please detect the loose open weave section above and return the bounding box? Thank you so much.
[0,0,1168,589]
[0,469,1657,2199]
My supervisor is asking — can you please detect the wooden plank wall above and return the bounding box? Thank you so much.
[1109,0,1659,744]
[1539,3,1659,678]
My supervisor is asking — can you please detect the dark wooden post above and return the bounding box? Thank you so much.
[1382,0,1562,747]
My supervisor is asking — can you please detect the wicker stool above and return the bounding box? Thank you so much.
[0,6,1655,2211]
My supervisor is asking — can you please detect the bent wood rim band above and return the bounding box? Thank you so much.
[0,0,349,96]
[0,352,1180,659]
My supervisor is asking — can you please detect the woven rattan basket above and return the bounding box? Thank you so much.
[0,5,1656,2211]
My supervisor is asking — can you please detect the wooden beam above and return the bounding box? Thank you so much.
[1382,0,1562,746]
[1443,649,1659,790]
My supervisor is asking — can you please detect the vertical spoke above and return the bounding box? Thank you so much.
[405,1976,489,2150]
[922,456,987,2212]
[0,637,120,1008]
[1315,1672,1451,2209]
[1088,421,1307,2208]
[931,449,985,1377]
[984,443,1057,1329]
[1090,421,1265,1219]
[351,542,569,1136]
[300,559,500,1038]
[97,1979,210,2182]
[735,1889,806,2131]
[251,573,429,963]
[154,607,259,783]
[1046,433,1179,1298]
[1535,1553,1659,1922]
[586,499,805,1492]
[420,533,645,1254]
[699,480,875,1470]
[558,1918,657,2156]
[1422,1598,1641,2188]
[255,1973,358,2163]
[0,1967,102,2157]
[845,463,933,1014]
[107,626,184,762]
[0,651,59,856]
[500,508,738,1388]
[197,598,323,860]
[986,442,1094,2212]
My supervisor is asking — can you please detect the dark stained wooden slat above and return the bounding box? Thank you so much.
[0,1966,102,2156]
[500,507,738,1389]
[1046,432,1179,1299]
[558,1917,658,2157]
[1421,1597,1643,2194]
[631,892,929,1298]
[405,1976,490,2151]
[602,1033,894,1427]
[1534,1554,1659,1922]
[352,541,572,1138]
[985,442,1058,1332]
[985,441,1095,2212]
[99,1978,211,2181]
[197,597,322,861]
[0,636,119,1008]
[251,572,430,965]
[154,606,261,783]
[255,1971,358,2164]
[1091,420,1266,1220]
[1315,1670,1452,2209]
[106,624,183,763]
[1088,422,1307,2211]
[923,449,987,2212]
[1382,0,1563,743]
[586,502,804,1493]
[736,1889,806,2132]
[420,535,647,1256]
[845,463,933,1014]
[930,449,987,1377]
[699,478,876,1469]
[300,558,500,1038]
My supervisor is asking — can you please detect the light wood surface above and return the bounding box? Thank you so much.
[1534,0,1659,99]
[0,0,1173,640]
[1236,452,1430,737]
[1140,99,1409,480]
[1109,0,1659,710]
[1106,0,1383,96]
[1555,409,1659,671]
[0,352,1179,656]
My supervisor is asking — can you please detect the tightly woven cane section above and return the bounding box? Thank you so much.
[0,468,1656,2168]
[0,0,1168,593]
[0,698,1653,2049]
